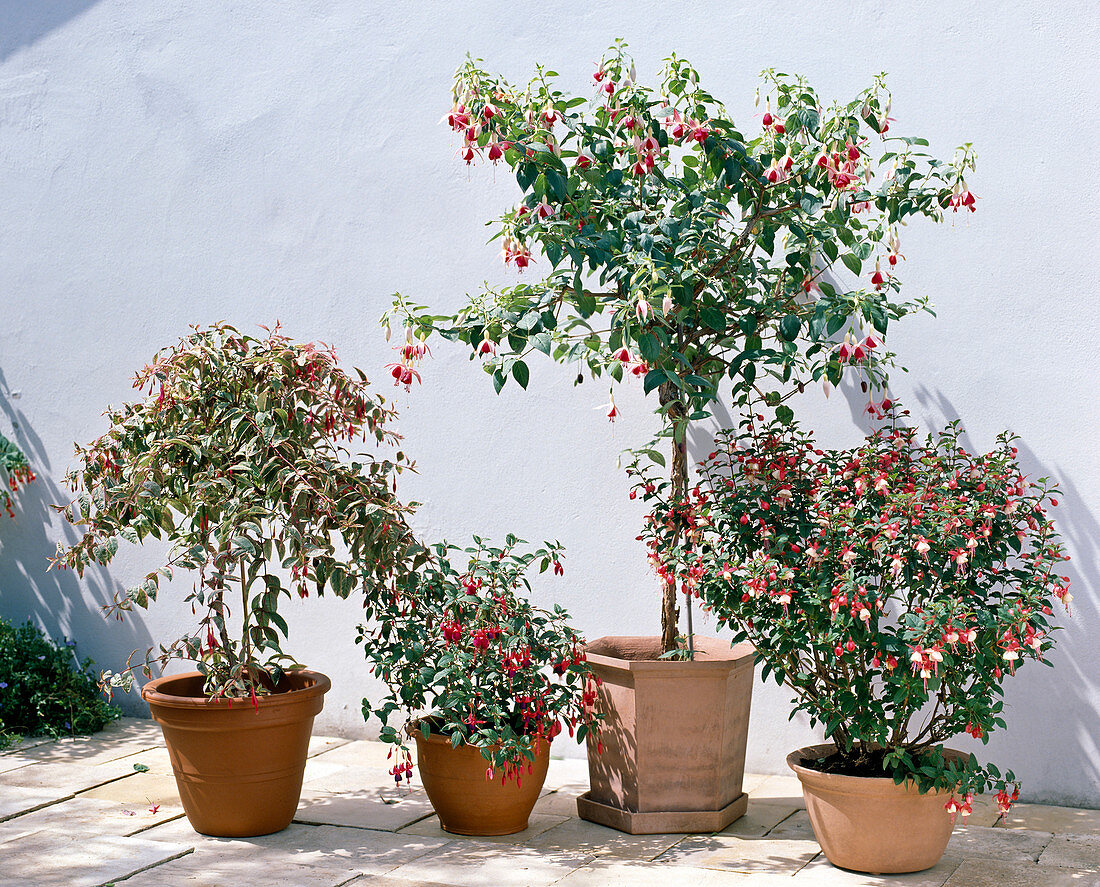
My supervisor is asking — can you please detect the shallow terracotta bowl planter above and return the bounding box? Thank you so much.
[142,669,330,837]
[577,635,755,834]
[788,743,959,874]
[413,729,550,835]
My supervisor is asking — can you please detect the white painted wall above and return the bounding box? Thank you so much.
[1,1,1097,806]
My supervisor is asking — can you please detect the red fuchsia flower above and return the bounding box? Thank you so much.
[592,65,605,83]
[948,185,978,212]
[995,787,1020,815]
[600,79,616,96]
[542,107,560,128]
[606,392,618,423]
[688,118,710,143]
[501,236,533,270]
[576,151,594,170]
[765,158,789,184]
[664,108,686,140]
[870,259,887,290]
[482,102,499,120]
[536,200,555,221]
[443,104,471,132]
[385,363,421,391]
[613,346,633,363]
[487,137,505,164]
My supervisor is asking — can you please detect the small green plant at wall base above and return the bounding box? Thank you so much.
[631,412,1069,817]
[0,618,119,748]
[358,537,601,781]
[54,323,427,700]
[388,42,978,653]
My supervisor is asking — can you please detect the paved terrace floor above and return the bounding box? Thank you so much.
[2,719,1099,887]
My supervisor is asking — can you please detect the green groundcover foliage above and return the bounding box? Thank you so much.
[0,617,120,748]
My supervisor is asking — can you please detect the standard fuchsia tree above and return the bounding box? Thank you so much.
[389,43,979,654]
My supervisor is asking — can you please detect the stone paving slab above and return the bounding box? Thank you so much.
[382,842,596,887]
[296,785,436,832]
[308,738,413,771]
[0,754,136,795]
[1038,832,1100,870]
[997,802,1100,835]
[749,774,806,808]
[943,858,1100,886]
[0,754,35,775]
[0,785,74,821]
[791,855,961,886]
[81,769,185,810]
[532,788,583,817]
[656,833,821,875]
[0,795,179,840]
[763,808,813,839]
[945,824,1052,863]
[719,801,800,838]
[554,860,797,886]
[140,818,452,872]
[524,815,685,860]
[0,830,192,887]
[399,812,569,843]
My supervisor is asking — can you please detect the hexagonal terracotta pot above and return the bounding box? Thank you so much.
[414,729,550,835]
[576,636,755,834]
[788,743,959,874]
[142,669,329,837]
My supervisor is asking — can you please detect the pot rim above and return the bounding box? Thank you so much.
[583,635,755,673]
[787,742,964,789]
[141,668,331,710]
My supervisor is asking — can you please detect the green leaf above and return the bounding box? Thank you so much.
[638,332,660,364]
[512,360,530,389]
[778,314,800,342]
[643,369,666,395]
[841,253,862,275]
[530,332,552,355]
[492,369,507,394]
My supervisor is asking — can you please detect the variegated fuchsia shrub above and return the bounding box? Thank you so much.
[631,413,1069,817]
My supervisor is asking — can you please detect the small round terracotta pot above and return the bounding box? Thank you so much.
[787,743,958,874]
[142,669,330,837]
[413,727,550,836]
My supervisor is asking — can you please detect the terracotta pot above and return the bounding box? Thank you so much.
[142,669,330,837]
[576,636,755,834]
[413,728,550,835]
[787,743,959,874]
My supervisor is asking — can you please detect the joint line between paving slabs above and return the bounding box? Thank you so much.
[94,846,195,886]
[0,792,76,823]
[125,812,187,837]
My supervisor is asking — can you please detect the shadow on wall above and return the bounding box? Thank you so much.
[911,385,1100,806]
[0,370,154,718]
[0,0,103,64]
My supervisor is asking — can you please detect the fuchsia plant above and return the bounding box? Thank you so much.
[388,42,979,653]
[630,412,1069,813]
[358,537,601,782]
[54,324,426,700]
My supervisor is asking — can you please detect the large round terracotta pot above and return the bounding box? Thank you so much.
[577,636,755,834]
[142,669,330,837]
[413,727,550,836]
[787,743,959,874]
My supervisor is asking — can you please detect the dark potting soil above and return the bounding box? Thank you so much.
[799,748,896,778]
